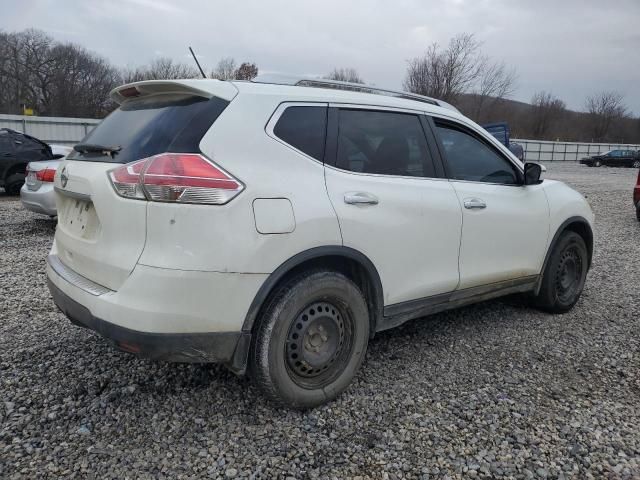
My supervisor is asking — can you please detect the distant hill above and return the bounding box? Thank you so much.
[455,94,640,144]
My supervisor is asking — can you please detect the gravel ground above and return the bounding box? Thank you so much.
[1,163,639,479]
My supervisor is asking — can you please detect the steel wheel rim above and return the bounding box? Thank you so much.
[555,246,583,304]
[285,300,354,388]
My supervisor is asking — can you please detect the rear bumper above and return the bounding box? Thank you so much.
[48,279,250,369]
[46,251,268,373]
[20,183,57,216]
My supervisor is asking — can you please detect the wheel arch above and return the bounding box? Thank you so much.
[535,216,593,294]
[242,246,384,337]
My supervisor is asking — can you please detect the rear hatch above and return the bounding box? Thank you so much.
[53,80,236,290]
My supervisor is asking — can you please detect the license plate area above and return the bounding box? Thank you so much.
[60,197,99,239]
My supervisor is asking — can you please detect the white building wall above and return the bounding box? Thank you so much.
[0,114,100,146]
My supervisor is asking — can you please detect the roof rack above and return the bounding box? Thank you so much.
[251,74,459,112]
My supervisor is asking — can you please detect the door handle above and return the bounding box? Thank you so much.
[344,192,379,205]
[463,198,486,209]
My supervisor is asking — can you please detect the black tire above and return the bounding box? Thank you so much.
[535,232,588,313]
[593,159,602,167]
[250,270,370,408]
[4,173,25,196]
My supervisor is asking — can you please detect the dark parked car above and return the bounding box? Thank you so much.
[482,122,524,161]
[0,128,60,195]
[580,149,640,168]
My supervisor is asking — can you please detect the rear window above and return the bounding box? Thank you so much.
[273,106,327,161]
[68,94,229,164]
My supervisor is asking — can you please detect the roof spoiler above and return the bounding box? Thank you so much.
[109,79,238,104]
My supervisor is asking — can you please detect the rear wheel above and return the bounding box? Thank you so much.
[535,232,588,313]
[4,173,25,196]
[250,270,369,408]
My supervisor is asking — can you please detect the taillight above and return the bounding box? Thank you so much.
[109,159,147,199]
[35,168,56,182]
[108,153,243,205]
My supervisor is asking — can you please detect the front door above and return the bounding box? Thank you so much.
[431,118,550,290]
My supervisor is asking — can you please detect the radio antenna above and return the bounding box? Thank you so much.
[189,46,207,78]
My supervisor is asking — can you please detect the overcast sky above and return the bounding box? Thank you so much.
[4,0,640,114]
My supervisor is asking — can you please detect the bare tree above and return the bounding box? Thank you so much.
[123,57,199,83]
[210,57,236,80]
[468,60,517,122]
[585,91,628,141]
[404,33,484,103]
[234,62,258,80]
[404,33,516,119]
[325,67,364,84]
[529,91,566,139]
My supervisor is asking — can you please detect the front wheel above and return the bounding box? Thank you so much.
[251,270,370,408]
[534,232,588,313]
[593,160,602,167]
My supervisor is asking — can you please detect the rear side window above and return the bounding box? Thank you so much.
[435,121,520,185]
[273,106,327,161]
[336,109,436,178]
[68,95,229,164]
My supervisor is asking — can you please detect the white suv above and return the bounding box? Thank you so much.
[47,77,594,408]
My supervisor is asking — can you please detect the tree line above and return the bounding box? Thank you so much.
[0,29,260,118]
[1,29,638,143]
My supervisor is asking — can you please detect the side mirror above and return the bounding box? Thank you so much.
[524,162,543,185]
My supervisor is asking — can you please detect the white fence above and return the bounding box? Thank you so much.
[0,114,100,146]
[513,139,640,162]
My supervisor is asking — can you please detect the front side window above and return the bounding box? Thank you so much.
[273,106,327,161]
[336,109,435,177]
[435,121,520,185]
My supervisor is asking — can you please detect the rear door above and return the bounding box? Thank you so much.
[430,117,549,289]
[324,106,462,306]
[54,90,231,291]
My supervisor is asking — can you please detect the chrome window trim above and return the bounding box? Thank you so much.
[47,254,112,296]
[323,163,448,182]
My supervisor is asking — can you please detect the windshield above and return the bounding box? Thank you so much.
[68,94,229,164]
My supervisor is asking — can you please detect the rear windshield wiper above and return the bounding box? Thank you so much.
[74,143,122,157]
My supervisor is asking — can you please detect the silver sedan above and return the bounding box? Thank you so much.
[20,144,72,216]
[20,159,60,216]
